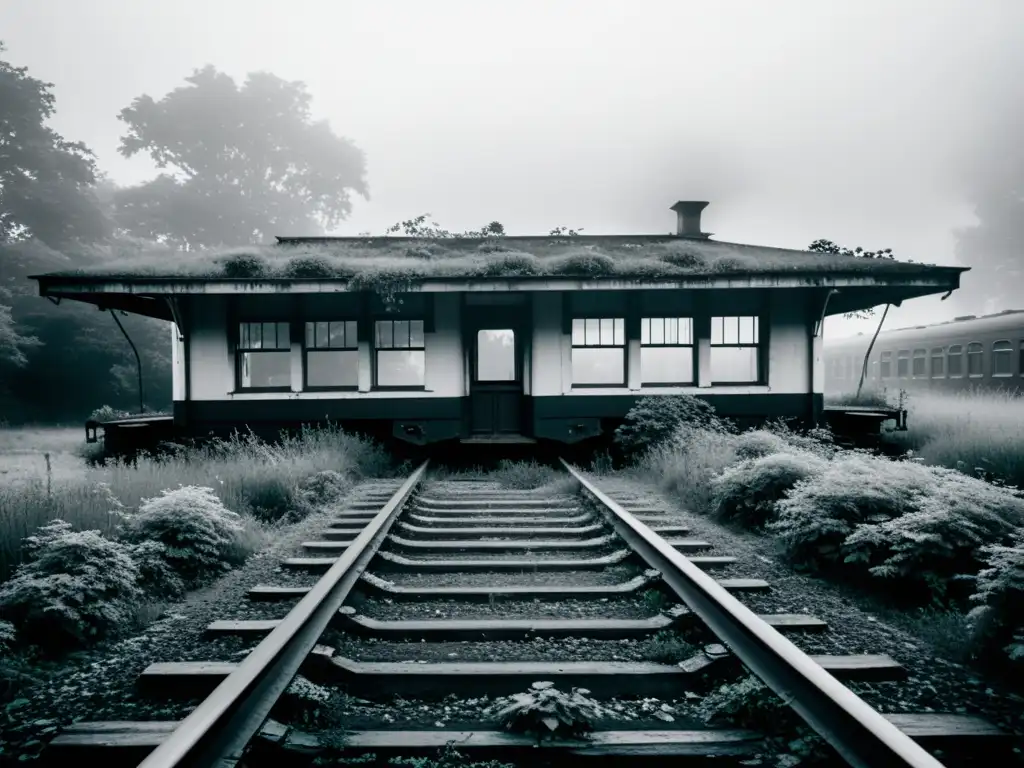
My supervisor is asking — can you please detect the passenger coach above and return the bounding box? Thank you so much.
[825,309,1024,397]
[31,200,967,449]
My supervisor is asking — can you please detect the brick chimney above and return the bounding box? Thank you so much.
[670,201,710,239]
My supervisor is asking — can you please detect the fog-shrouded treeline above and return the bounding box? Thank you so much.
[0,42,368,425]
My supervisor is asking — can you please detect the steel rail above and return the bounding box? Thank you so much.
[137,459,430,768]
[559,458,946,768]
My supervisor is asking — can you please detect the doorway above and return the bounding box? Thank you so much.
[466,307,525,436]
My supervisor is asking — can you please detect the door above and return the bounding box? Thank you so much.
[468,310,524,435]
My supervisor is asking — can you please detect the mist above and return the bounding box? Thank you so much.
[3,0,1022,340]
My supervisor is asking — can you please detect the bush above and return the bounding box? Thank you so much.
[299,470,352,507]
[120,486,248,588]
[640,427,740,515]
[495,681,610,743]
[0,525,142,649]
[771,455,1024,604]
[130,540,186,599]
[711,451,828,529]
[615,395,735,461]
[968,530,1024,666]
[733,430,792,460]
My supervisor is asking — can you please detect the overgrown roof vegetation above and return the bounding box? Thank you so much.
[36,225,962,283]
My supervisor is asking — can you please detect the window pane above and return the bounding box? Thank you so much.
[307,350,359,387]
[664,318,677,345]
[346,321,358,345]
[572,318,586,345]
[641,347,694,384]
[240,351,291,388]
[277,322,290,348]
[571,347,624,385]
[410,320,425,348]
[394,320,410,349]
[912,349,927,377]
[650,318,665,345]
[376,321,394,348]
[328,322,348,348]
[897,350,909,378]
[710,347,758,382]
[711,317,722,345]
[261,322,277,349]
[377,349,425,387]
[305,322,315,349]
[477,329,516,381]
[880,351,892,378]
[613,318,625,346]
[600,318,614,344]
[641,318,650,345]
[240,323,250,348]
[993,341,1012,375]
[315,322,329,348]
[585,318,600,345]
[967,343,983,375]
[931,348,944,378]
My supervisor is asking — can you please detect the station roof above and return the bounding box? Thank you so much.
[29,234,967,321]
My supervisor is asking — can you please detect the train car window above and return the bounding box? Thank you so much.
[912,349,927,378]
[871,360,878,380]
[236,321,292,390]
[1021,340,1024,376]
[571,317,625,386]
[967,342,984,377]
[880,351,892,378]
[897,349,910,378]
[930,347,944,378]
[947,344,963,377]
[374,320,426,388]
[710,316,760,383]
[640,317,694,385]
[304,321,358,389]
[992,340,1013,376]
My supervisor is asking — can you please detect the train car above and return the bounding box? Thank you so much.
[824,309,1024,398]
[31,199,966,455]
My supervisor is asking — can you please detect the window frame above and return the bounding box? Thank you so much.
[967,341,984,378]
[911,348,927,378]
[372,318,427,391]
[709,315,763,385]
[303,319,360,391]
[896,349,910,379]
[639,316,694,387]
[235,320,293,393]
[930,347,945,379]
[992,339,1013,377]
[879,350,892,379]
[570,316,627,388]
[947,344,964,378]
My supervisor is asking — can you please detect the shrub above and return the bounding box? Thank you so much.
[88,404,132,423]
[733,430,792,460]
[130,540,186,599]
[639,427,739,515]
[968,530,1024,665]
[120,486,248,588]
[299,470,352,507]
[615,395,735,461]
[711,451,828,529]
[0,526,142,649]
[220,253,267,278]
[771,456,1024,604]
[490,459,560,490]
[761,419,839,460]
[495,681,610,743]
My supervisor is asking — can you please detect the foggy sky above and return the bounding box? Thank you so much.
[3,0,1022,339]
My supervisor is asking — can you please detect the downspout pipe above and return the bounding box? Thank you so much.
[810,290,838,426]
[164,298,190,429]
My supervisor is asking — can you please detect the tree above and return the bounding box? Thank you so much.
[385,214,507,238]
[0,41,112,248]
[113,65,369,249]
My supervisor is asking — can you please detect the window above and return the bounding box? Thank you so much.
[477,329,516,381]
[880,351,892,379]
[930,347,944,378]
[992,340,1013,376]
[304,321,358,389]
[237,322,291,389]
[912,348,927,378]
[375,319,425,388]
[640,317,693,385]
[947,344,963,377]
[897,349,910,378]
[710,316,760,383]
[967,342,984,377]
[571,318,625,385]
[1021,341,1024,376]
[871,360,878,380]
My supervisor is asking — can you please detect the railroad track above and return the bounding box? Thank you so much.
[47,459,1012,767]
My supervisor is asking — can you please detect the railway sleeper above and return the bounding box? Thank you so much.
[406,512,597,525]
[381,534,712,553]
[370,549,732,572]
[395,521,608,538]
[206,607,828,641]
[137,646,906,700]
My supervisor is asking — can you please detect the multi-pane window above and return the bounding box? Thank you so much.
[992,340,1012,376]
[879,351,892,379]
[710,316,760,383]
[930,347,945,378]
[375,319,425,388]
[896,349,910,378]
[912,348,927,378]
[947,344,964,377]
[640,317,693,385]
[305,321,358,389]
[237,322,291,389]
[571,318,625,385]
[967,342,984,377]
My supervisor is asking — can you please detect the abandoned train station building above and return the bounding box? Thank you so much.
[31,201,966,453]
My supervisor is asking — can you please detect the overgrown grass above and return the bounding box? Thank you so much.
[882,389,1024,490]
[0,424,394,582]
[433,460,577,495]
